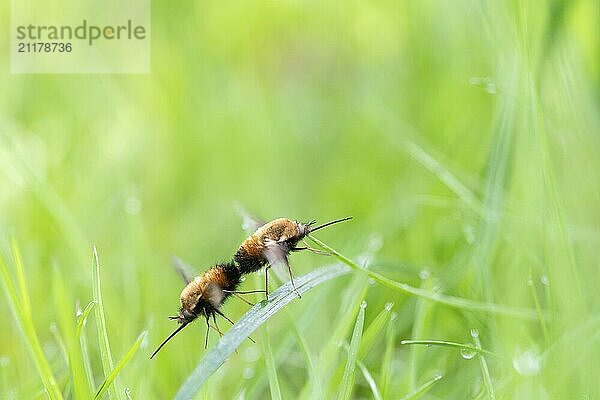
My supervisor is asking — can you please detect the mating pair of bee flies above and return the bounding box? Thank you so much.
[150,214,352,359]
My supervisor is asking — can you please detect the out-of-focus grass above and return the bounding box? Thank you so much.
[1,0,600,398]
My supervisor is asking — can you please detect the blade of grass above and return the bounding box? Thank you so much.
[305,251,375,398]
[400,340,502,360]
[408,277,434,391]
[528,269,549,345]
[92,246,121,400]
[262,324,282,400]
[0,240,63,400]
[337,301,367,400]
[404,141,484,217]
[175,263,351,400]
[95,330,147,400]
[341,341,382,400]
[308,235,544,320]
[76,301,97,392]
[49,323,69,372]
[286,310,324,400]
[380,312,397,399]
[357,358,382,400]
[10,236,31,317]
[471,329,495,400]
[246,286,330,399]
[359,302,393,359]
[52,266,91,399]
[399,374,443,400]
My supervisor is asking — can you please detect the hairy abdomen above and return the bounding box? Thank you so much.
[235,235,266,274]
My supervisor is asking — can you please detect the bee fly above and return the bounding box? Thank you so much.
[150,260,263,359]
[234,216,352,298]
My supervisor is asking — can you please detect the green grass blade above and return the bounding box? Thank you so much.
[472,329,495,400]
[52,266,92,400]
[528,269,549,345]
[408,278,432,391]
[287,310,324,400]
[92,246,121,399]
[0,242,63,400]
[308,236,543,320]
[400,340,502,360]
[337,300,366,400]
[174,263,351,400]
[399,374,443,400]
[76,301,97,337]
[247,286,331,399]
[359,302,393,359]
[380,312,397,399]
[10,236,31,317]
[262,324,282,400]
[356,358,382,400]
[404,141,484,216]
[95,330,147,400]
[76,301,97,392]
[80,329,96,393]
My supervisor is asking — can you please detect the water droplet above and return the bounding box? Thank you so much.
[512,349,541,376]
[390,312,398,321]
[368,278,376,285]
[485,81,497,94]
[470,329,479,338]
[468,76,496,94]
[125,197,142,215]
[0,356,9,367]
[367,235,383,253]
[433,372,443,380]
[49,323,57,333]
[384,302,393,311]
[360,301,367,309]
[243,367,255,379]
[419,270,430,280]
[426,344,432,348]
[240,276,247,282]
[460,345,477,360]
[243,346,260,362]
[540,275,549,286]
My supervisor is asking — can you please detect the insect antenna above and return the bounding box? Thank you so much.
[213,308,256,344]
[150,322,190,359]
[308,216,353,233]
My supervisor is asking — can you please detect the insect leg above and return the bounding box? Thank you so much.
[265,266,271,299]
[223,289,268,294]
[232,293,255,307]
[295,243,331,255]
[214,308,256,344]
[286,263,302,299]
[204,315,210,349]
[212,313,224,337]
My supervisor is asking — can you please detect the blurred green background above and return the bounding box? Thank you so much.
[1,0,599,399]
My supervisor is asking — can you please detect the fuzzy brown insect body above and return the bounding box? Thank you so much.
[235,218,307,274]
[234,216,352,297]
[150,261,242,359]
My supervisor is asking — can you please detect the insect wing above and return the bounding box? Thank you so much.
[171,256,195,284]
[263,239,292,282]
[234,204,266,233]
